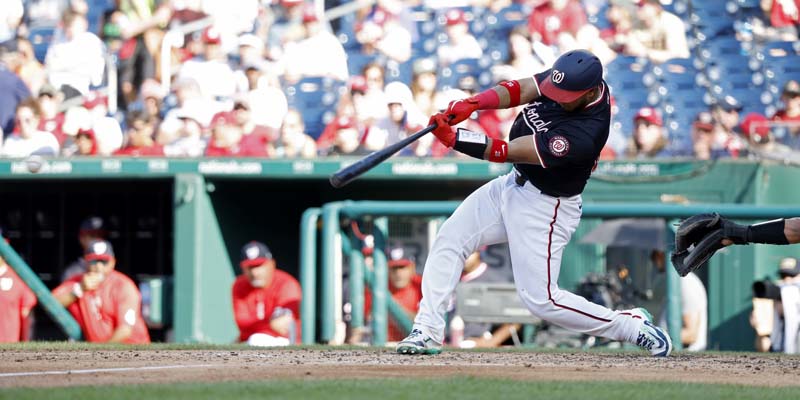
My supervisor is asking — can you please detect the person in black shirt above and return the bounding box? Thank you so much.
[396,50,671,357]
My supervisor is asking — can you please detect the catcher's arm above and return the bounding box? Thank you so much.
[671,214,793,277]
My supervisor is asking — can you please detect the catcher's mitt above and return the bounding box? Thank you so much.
[671,213,748,277]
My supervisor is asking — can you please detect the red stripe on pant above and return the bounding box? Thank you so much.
[546,199,611,323]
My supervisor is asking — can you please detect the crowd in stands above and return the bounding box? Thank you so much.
[0,0,798,160]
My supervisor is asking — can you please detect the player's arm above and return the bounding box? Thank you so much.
[52,280,83,307]
[108,283,141,343]
[786,218,800,244]
[107,324,133,343]
[428,115,543,165]
[441,77,540,125]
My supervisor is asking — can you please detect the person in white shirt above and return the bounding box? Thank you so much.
[44,10,105,97]
[624,0,690,63]
[437,9,483,67]
[1,98,59,157]
[280,6,349,84]
[177,26,238,100]
[364,81,430,156]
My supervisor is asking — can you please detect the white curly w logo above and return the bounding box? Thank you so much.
[552,70,565,84]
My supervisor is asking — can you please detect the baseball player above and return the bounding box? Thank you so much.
[672,215,800,277]
[52,239,150,343]
[396,49,672,356]
[0,229,37,342]
[232,241,302,346]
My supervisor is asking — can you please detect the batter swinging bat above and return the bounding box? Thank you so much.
[329,123,437,188]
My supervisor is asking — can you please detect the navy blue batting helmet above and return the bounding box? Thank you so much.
[539,49,603,103]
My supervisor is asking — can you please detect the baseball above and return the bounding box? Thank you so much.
[25,155,44,173]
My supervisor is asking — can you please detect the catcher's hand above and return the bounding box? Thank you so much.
[671,213,748,277]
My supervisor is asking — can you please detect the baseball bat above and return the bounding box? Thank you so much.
[329,123,437,188]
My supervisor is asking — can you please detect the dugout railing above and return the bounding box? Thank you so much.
[301,201,800,349]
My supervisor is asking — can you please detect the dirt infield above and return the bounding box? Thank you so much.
[1,348,800,388]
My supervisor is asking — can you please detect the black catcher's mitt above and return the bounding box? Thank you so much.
[671,213,748,277]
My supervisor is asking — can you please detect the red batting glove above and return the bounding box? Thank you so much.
[445,97,479,125]
[429,113,455,148]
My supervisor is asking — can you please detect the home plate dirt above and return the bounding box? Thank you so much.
[1,349,799,388]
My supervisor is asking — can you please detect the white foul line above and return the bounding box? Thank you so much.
[0,364,216,378]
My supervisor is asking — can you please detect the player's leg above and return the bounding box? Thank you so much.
[398,174,510,354]
[786,218,800,244]
[503,187,671,356]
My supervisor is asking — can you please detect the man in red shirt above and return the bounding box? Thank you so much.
[771,79,800,149]
[0,229,37,342]
[365,245,423,342]
[52,240,150,343]
[528,0,588,47]
[232,241,302,346]
[114,111,164,157]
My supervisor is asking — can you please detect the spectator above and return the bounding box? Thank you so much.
[762,0,800,41]
[114,111,164,157]
[364,81,429,155]
[326,116,371,157]
[653,250,707,351]
[36,83,66,145]
[14,38,47,95]
[52,239,151,343]
[600,1,635,54]
[625,106,668,158]
[228,96,272,156]
[272,109,316,158]
[177,26,238,100]
[364,244,423,343]
[280,5,349,84]
[437,9,483,67]
[410,58,445,118]
[0,47,32,136]
[0,228,37,342]
[448,250,521,348]
[739,112,792,155]
[61,216,107,281]
[114,0,171,107]
[771,79,800,149]
[73,128,98,156]
[355,63,388,124]
[709,95,746,158]
[44,10,105,98]
[232,241,301,346]
[624,0,690,63]
[138,78,165,121]
[354,4,412,63]
[162,110,207,157]
[691,110,717,160]
[205,113,244,157]
[247,67,289,132]
[528,0,588,48]
[493,27,549,83]
[0,1,23,43]
[1,98,59,157]
[158,77,221,143]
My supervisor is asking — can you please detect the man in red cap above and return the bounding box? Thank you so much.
[232,241,301,346]
[0,228,37,342]
[771,79,800,149]
[53,239,150,343]
[626,106,667,158]
[437,9,482,67]
[363,244,423,343]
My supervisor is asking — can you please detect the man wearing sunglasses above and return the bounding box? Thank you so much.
[53,239,150,343]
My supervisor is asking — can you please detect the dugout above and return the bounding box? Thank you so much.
[1,157,798,350]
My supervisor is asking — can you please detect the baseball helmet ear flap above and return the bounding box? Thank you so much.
[539,49,603,103]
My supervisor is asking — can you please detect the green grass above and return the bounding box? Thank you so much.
[2,378,799,400]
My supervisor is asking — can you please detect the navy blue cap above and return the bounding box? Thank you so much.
[387,244,415,268]
[240,241,273,268]
[79,216,106,236]
[712,95,743,112]
[539,49,603,103]
[84,239,115,261]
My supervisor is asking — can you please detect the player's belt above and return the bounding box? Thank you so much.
[513,169,562,198]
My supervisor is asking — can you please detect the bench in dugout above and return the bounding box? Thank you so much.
[455,283,541,346]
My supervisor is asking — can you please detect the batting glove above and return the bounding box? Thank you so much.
[429,113,455,147]
[445,97,479,125]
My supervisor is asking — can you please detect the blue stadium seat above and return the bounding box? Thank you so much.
[346,53,379,77]
[385,59,412,85]
[284,77,344,139]
[697,37,745,61]
[28,25,56,64]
